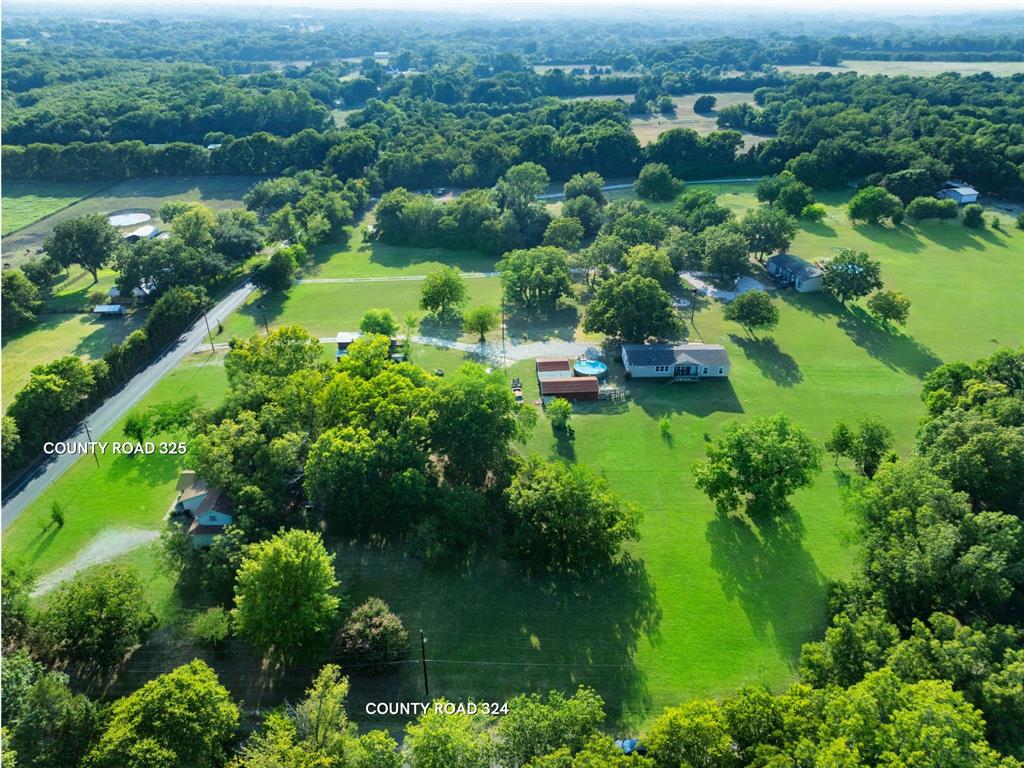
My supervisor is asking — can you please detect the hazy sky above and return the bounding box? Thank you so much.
[19,0,1024,12]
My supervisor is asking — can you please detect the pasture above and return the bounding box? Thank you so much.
[630,92,769,148]
[1,175,261,265]
[7,183,1022,729]
[1,180,109,237]
[778,60,1024,77]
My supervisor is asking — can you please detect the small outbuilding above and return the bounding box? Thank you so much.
[535,358,599,400]
[938,182,979,205]
[122,225,160,243]
[621,343,730,380]
[336,331,404,361]
[92,304,125,317]
[766,253,823,293]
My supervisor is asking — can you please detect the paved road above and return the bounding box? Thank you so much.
[1,281,256,529]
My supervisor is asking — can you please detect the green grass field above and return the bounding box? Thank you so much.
[1,180,109,236]
[2,175,262,266]
[2,309,146,408]
[630,92,769,149]
[5,184,1021,727]
[778,60,1024,77]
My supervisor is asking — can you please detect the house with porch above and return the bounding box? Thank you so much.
[174,471,233,548]
[621,343,730,380]
[766,253,823,293]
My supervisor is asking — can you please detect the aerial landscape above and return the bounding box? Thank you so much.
[1,1,1023,766]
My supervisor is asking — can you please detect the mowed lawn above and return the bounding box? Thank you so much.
[2,309,146,408]
[5,184,1021,728]
[1,353,228,580]
[307,212,497,278]
[2,175,261,265]
[2,180,109,236]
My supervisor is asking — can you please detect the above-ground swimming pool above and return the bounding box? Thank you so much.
[573,359,608,377]
[108,211,152,227]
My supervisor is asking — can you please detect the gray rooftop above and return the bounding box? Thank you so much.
[621,343,730,369]
[768,252,822,279]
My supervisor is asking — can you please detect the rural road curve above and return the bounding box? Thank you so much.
[1,281,256,530]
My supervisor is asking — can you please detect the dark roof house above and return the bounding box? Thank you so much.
[766,253,823,293]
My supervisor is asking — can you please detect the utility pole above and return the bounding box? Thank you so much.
[419,630,430,699]
[203,313,216,353]
[500,299,507,377]
[690,288,700,323]
[83,421,100,468]
[258,303,270,335]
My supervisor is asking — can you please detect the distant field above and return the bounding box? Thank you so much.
[2,175,262,265]
[630,92,769,148]
[779,60,1024,77]
[2,309,146,409]
[1,180,109,237]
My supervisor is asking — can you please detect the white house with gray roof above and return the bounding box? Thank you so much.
[766,253,823,293]
[621,343,730,380]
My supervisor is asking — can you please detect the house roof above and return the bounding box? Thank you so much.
[622,343,731,369]
[93,304,124,314]
[540,376,599,395]
[337,331,362,345]
[536,358,571,372]
[188,519,228,536]
[177,471,211,502]
[768,253,822,279]
[946,186,978,196]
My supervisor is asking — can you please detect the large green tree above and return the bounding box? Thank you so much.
[232,529,340,663]
[584,273,677,343]
[693,413,821,516]
[42,213,122,283]
[739,206,797,261]
[420,266,468,317]
[497,247,572,311]
[84,660,238,768]
[1,270,41,330]
[723,290,779,338]
[822,249,883,305]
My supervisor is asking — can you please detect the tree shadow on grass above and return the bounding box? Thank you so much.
[629,377,744,419]
[705,510,827,666]
[801,220,838,238]
[418,312,464,342]
[107,548,662,731]
[728,334,803,387]
[852,223,926,253]
[553,429,576,461]
[232,290,289,335]
[506,305,580,342]
[835,306,942,379]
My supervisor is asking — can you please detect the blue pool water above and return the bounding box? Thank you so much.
[573,359,608,377]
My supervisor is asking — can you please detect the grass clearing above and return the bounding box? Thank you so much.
[1,180,110,236]
[2,175,262,265]
[2,309,146,408]
[630,92,770,148]
[778,60,1024,77]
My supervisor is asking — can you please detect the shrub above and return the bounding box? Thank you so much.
[1016,212,1024,230]
[800,203,827,221]
[905,196,957,221]
[547,398,572,431]
[962,203,985,228]
[634,163,682,202]
[848,186,903,224]
[338,598,409,672]
[191,607,231,649]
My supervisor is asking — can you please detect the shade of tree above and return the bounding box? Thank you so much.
[338,598,408,673]
[232,529,340,663]
[848,186,904,225]
[37,564,155,672]
[822,249,883,305]
[360,308,399,337]
[496,687,605,768]
[739,206,797,261]
[701,223,749,279]
[42,213,121,283]
[634,163,681,202]
[867,290,911,326]
[254,245,298,291]
[693,413,821,516]
[543,217,584,250]
[505,456,641,573]
[723,290,779,338]
[1,270,41,330]
[963,203,986,228]
[497,247,572,311]
[420,266,468,317]
[462,305,499,342]
[584,272,677,342]
[84,660,238,768]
